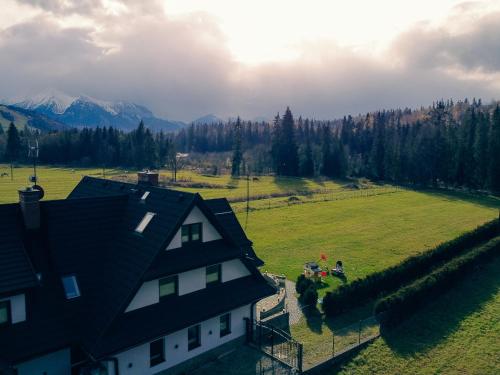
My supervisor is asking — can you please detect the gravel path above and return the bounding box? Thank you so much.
[285,280,303,325]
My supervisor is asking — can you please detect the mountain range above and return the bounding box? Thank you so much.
[2,89,184,132]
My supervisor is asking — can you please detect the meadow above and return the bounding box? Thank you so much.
[335,256,500,375]
[1,165,499,373]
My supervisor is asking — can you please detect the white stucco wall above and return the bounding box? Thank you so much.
[16,348,71,375]
[126,260,251,312]
[178,268,205,296]
[126,280,159,312]
[0,294,26,324]
[222,259,251,282]
[167,206,222,250]
[115,305,251,375]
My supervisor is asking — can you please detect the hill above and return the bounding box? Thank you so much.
[4,89,184,132]
[0,104,67,132]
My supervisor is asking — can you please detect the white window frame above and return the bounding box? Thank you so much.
[135,212,156,233]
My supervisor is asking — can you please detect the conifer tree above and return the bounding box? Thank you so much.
[5,122,21,180]
[231,117,243,176]
[488,105,500,192]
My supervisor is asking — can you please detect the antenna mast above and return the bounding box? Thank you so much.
[28,139,39,187]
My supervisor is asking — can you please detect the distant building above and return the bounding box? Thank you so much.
[0,172,274,375]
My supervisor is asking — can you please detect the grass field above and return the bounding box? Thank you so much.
[1,165,499,373]
[335,256,500,375]
[1,165,498,289]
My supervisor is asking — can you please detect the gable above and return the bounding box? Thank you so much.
[166,206,222,250]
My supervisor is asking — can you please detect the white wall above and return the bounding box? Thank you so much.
[126,280,159,312]
[115,305,251,375]
[0,294,26,324]
[16,348,71,375]
[222,259,251,282]
[167,206,222,250]
[126,260,251,312]
[178,268,205,296]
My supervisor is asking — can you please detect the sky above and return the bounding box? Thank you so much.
[1,0,500,121]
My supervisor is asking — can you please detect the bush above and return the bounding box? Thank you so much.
[375,236,500,327]
[323,218,499,316]
[302,285,319,307]
[296,274,314,295]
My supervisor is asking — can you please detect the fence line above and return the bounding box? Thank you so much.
[232,187,403,214]
[302,316,380,371]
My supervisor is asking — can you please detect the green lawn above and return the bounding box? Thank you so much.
[237,190,499,287]
[335,256,500,375]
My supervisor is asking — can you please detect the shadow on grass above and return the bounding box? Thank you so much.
[227,176,241,189]
[303,305,324,334]
[382,257,500,358]
[416,188,500,210]
[273,176,309,193]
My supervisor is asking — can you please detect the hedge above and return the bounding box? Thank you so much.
[322,218,499,316]
[374,236,500,327]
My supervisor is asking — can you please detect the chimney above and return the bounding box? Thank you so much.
[19,187,42,230]
[137,170,159,187]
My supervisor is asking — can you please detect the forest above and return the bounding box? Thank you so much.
[1,98,499,192]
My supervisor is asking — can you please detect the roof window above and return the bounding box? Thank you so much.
[135,212,156,233]
[141,191,150,201]
[62,275,80,299]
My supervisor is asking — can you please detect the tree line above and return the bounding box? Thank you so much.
[1,98,499,192]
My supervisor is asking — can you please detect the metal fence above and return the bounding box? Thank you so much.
[247,319,303,373]
[301,316,380,370]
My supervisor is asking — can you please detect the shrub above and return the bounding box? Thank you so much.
[296,274,314,295]
[302,285,319,307]
[322,218,499,316]
[375,236,500,327]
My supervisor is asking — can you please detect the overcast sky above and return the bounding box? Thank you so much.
[1,0,500,121]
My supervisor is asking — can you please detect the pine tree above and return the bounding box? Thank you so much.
[320,125,334,177]
[279,107,299,176]
[231,117,243,176]
[5,122,21,180]
[488,105,500,192]
[299,120,314,176]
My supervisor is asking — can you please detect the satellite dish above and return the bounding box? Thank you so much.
[33,184,45,200]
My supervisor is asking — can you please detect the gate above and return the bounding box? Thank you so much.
[246,318,303,373]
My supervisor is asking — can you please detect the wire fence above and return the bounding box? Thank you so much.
[232,187,403,213]
[302,316,380,370]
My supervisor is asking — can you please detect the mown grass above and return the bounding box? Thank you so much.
[237,190,499,290]
[335,256,500,375]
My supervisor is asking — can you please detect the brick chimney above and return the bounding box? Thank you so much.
[19,187,42,230]
[137,170,159,187]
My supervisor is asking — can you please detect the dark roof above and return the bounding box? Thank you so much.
[144,240,243,281]
[92,275,275,357]
[205,198,264,267]
[0,176,270,364]
[0,204,37,295]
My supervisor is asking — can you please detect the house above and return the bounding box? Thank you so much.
[0,172,275,375]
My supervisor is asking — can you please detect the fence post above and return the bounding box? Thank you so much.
[298,343,303,373]
[271,326,274,357]
[332,331,335,357]
[358,320,362,344]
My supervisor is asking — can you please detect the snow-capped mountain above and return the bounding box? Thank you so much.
[4,89,184,132]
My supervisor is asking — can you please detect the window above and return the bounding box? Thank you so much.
[149,338,165,367]
[206,264,221,287]
[0,300,11,326]
[141,191,150,201]
[220,313,231,337]
[181,223,202,244]
[159,275,178,299]
[135,212,156,233]
[188,325,201,351]
[62,275,80,299]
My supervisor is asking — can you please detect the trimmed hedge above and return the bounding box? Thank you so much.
[374,236,500,326]
[322,218,499,316]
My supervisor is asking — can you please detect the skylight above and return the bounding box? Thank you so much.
[141,191,150,201]
[135,212,156,233]
[62,275,80,299]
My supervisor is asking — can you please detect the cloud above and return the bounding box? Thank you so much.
[1,1,500,121]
